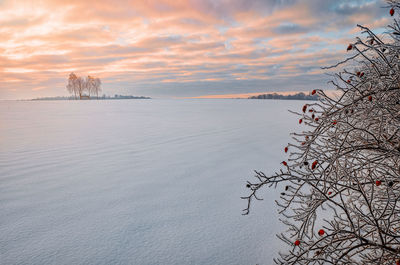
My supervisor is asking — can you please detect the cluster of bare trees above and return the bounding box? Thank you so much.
[243,1,400,264]
[66,72,101,99]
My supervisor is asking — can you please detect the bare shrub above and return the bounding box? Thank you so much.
[243,2,400,264]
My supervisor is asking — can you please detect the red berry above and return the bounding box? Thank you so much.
[318,229,325,236]
[347,79,351,84]
[301,142,305,146]
[302,105,307,113]
[376,180,382,186]
[282,161,287,166]
[312,114,315,119]
[315,117,319,122]
[396,259,400,265]
[368,95,372,102]
[294,240,300,246]
[332,120,337,125]
[309,109,313,112]
[311,89,316,95]
[356,71,360,76]
[299,119,303,124]
[347,44,353,51]
[390,8,395,16]
[311,160,318,170]
[370,39,374,45]
[360,72,364,77]
[328,191,332,195]
[284,147,288,153]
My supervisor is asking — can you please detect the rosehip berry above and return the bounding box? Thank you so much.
[347,44,353,51]
[312,160,318,170]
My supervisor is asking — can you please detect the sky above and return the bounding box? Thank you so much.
[0,0,391,99]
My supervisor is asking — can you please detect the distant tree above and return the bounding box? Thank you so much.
[66,72,78,99]
[89,76,101,99]
[76,76,86,99]
[243,2,400,264]
[66,73,102,99]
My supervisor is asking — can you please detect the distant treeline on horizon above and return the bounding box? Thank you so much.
[248,92,318,100]
[31,94,151,101]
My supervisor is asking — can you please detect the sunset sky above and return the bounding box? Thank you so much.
[0,0,390,99]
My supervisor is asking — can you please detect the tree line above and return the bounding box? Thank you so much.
[66,72,101,99]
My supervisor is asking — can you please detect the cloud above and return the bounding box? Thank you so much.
[0,0,389,99]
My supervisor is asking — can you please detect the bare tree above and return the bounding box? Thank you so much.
[66,72,78,99]
[93,77,101,99]
[86,75,102,99]
[242,2,400,264]
[76,76,85,99]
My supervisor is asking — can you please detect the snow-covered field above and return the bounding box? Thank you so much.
[0,99,304,265]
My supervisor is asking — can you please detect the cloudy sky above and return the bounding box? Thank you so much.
[0,0,390,99]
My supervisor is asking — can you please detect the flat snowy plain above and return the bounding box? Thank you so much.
[0,99,304,265]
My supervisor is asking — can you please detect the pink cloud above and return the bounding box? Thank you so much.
[0,0,389,99]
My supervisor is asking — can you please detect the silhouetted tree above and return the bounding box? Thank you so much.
[243,2,400,264]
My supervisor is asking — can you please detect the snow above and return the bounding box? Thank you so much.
[0,99,304,265]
